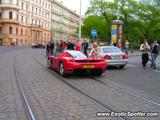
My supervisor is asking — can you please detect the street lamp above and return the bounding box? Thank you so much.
[78,0,82,40]
[117,0,120,20]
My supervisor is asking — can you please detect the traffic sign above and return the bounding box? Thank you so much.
[91,29,97,37]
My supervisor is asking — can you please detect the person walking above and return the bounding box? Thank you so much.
[75,40,81,51]
[140,39,150,68]
[124,40,129,54]
[83,40,88,56]
[46,41,50,57]
[50,41,54,55]
[89,42,99,57]
[150,40,159,69]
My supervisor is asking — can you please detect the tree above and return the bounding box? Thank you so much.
[83,0,160,47]
[81,16,109,41]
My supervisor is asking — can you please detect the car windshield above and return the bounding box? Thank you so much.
[102,47,121,53]
[67,51,87,59]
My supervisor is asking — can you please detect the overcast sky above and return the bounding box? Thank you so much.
[57,0,113,15]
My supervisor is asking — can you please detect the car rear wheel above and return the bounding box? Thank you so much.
[119,65,125,69]
[59,62,65,76]
[91,70,103,76]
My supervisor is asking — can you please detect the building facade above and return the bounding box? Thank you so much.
[51,0,80,42]
[0,0,52,46]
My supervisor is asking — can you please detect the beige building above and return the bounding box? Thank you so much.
[51,0,80,42]
[0,0,52,46]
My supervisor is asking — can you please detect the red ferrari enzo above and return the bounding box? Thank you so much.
[47,50,107,76]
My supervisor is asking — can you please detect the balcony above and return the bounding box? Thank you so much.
[0,33,17,39]
[0,3,20,10]
[0,18,19,24]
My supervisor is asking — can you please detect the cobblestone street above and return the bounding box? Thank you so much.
[0,47,160,120]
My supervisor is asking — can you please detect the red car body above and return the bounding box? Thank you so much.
[47,50,107,76]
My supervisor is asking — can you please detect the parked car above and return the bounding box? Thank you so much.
[98,46,128,68]
[32,43,45,48]
[47,50,106,76]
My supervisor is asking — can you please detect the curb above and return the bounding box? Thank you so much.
[128,54,141,57]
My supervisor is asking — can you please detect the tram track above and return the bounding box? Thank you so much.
[32,56,128,120]
[13,54,37,120]
[40,51,160,107]
[89,77,160,108]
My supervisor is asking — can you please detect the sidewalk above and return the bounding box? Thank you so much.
[128,50,141,57]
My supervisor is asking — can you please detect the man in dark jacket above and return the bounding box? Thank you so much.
[50,41,54,55]
[46,42,50,56]
[67,40,75,50]
[83,40,88,56]
[150,40,159,69]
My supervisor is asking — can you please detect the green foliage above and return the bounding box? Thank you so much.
[81,16,110,40]
[82,0,160,48]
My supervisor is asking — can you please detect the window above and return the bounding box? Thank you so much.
[21,28,23,35]
[39,9,41,15]
[0,26,2,34]
[0,13,2,18]
[9,0,13,4]
[16,14,18,20]
[21,16,23,22]
[32,6,34,12]
[26,4,28,11]
[45,3,47,8]
[21,2,24,9]
[9,11,12,19]
[16,28,18,35]
[26,17,27,23]
[48,4,50,9]
[9,26,12,34]
[0,38,2,45]
[25,30,27,36]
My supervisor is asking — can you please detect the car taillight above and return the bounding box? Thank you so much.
[68,59,75,62]
[122,54,128,59]
[104,55,112,60]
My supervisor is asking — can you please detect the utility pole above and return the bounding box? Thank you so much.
[117,0,120,20]
[79,0,82,40]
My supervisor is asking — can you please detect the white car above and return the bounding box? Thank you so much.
[98,46,128,68]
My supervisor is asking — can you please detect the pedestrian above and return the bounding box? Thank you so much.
[124,40,129,54]
[140,39,150,68]
[46,41,50,57]
[113,42,117,47]
[75,40,81,51]
[83,40,88,56]
[59,40,64,52]
[67,40,74,50]
[150,40,159,69]
[50,41,54,55]
[89,42,99,57]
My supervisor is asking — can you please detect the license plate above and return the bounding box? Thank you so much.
[113,56,121,60]
[83,64,95,68]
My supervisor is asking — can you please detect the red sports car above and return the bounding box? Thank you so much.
[47,50,107,76]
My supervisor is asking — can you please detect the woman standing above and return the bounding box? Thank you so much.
[89,43,99,57]
[140,39,150,68]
